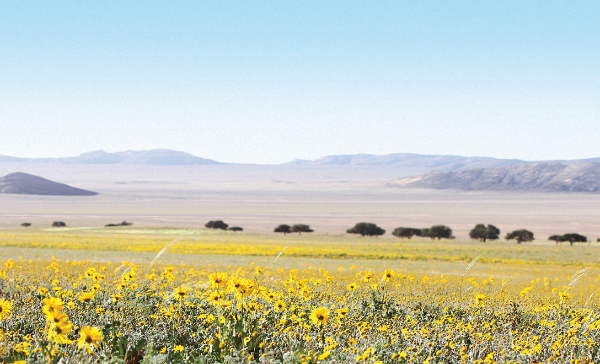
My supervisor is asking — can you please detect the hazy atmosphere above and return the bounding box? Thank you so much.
[2,3,600,363]
[1,2,599,164]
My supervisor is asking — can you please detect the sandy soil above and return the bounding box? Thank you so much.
[1,164,599,240]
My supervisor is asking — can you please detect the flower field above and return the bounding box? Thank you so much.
[1,229,600,363]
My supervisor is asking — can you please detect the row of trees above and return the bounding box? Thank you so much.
[549,233,587,246]
[206,220,593,244]
[390,225,454,240]
[205,220,243,232]
[274,224,313,234]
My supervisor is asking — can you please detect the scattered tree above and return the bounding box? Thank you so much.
[228,226,243,232]
[505,229,534,244]
[346,222,385,237]
[392,227,422,239]
[51,221,66,227]
[469,224,500,242]
[291,224,313,234]
[205,220,229,230]
[562,233,587,246]
[548,233,587,246]
[548,234,566,245]
[21,222,31,227]
[105,221,133,227]
[274,224,291,234]
[423,225,453,240]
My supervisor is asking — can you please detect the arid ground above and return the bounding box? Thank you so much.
[1,164,599,241]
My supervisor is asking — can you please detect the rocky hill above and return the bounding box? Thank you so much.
[390,162,600,193]
[285,153,526,171]
[0,172,98,196]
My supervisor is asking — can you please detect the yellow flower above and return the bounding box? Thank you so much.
[318,351,331,360]
[78,292,95,303]
[48,311,69,325]
[0,299,12,320]
[173,286,191,301]
[230,276,255,297]
[43,297,64,317]
[174,344,184,352]
[475,294,486,307]
[209,272,228,288]
[347,282,357,291]
[336,307,349,319]
[382,269,395,281]
[209,291,224,304]
[48,319,73,342]
[310,307,330,325]
[275,300,286,311]
[77,326,103,352]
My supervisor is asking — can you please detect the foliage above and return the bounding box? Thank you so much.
[0,254,599,363]
[391,227,422,239]
[274,224,291,234]
[228,226,243,232]
[291,224,313,234]
[422,225,453,240]
[20,222,31,227]
[346,222,385,237]
[51,221,66,227]
[548,234,566,244]
[506,229,535,244]
[205,220,229,230]
[562,233,587,246]
[469,224,500,242]
[105,221,133,227]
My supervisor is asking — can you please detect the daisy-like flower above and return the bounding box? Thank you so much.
[336,307,349,319]
[48,319,73,343]
[77,326,103,352]
[78,292,95,303]
[275,300,286,311]
[43,297,64,317]
[48,311,69,325]
[0,298,13,320]
[209,291,224,304]
[382,269,395,282]
[208,272,228,289]
[347,282,358,291]
[173,286,191,301]
[309,307,330,326]
[475,294,486,307]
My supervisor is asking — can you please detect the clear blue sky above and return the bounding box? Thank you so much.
[1,1,598,164]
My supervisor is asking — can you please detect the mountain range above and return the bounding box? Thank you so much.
[2,149,599,169]
[0,149,219,165]
[1,149,600,193]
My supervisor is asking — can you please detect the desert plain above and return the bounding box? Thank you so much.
[0,163,599,241]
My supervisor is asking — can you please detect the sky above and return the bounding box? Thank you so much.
[1,1,599,164]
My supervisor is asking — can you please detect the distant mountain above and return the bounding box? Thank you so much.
[286,153,527,171]
[0,149,220,165]
[0,172,98,196]
[390,162,600,193]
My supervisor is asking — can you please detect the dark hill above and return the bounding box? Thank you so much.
[0,172,98,196]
